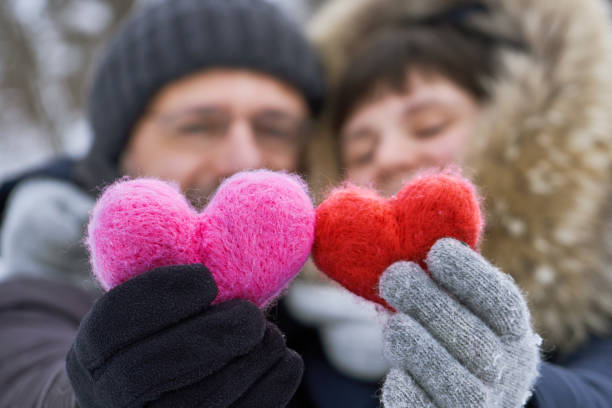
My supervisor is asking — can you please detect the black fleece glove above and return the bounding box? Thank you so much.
[66,264,302,408]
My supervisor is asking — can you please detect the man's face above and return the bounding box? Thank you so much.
[120,69,309,207]
[340,72,481,197]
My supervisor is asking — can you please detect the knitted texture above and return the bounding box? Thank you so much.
[66,265,303,408]
[87,170,314,307]
[380,238,541,408]
[312,170,483,307]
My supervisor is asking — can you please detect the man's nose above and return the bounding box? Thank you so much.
[219,120,263,175]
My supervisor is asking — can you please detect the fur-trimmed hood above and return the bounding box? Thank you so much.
[309,0,612,353]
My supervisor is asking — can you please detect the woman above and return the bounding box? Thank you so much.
[295,0,612,406]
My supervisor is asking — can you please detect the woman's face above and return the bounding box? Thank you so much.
[340,72,482,196]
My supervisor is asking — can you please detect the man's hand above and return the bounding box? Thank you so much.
[66,264,302,408]
[379,238,541,408]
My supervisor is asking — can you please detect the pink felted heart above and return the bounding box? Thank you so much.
[313,170,484,307]
[87,170,315,307]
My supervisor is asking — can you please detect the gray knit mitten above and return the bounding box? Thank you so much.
[379,238,541,408]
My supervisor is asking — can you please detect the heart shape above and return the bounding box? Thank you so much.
[312,170,484,308]
[87,170,315,307]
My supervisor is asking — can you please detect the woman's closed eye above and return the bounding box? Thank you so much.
[406,108,454,139]
[342,129,378,167]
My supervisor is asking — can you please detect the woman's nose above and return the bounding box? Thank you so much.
[374,129,420,192]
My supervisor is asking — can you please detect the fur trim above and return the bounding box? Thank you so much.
[309,0,612,352]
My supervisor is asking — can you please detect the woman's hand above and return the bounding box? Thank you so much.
[380,238,541,408]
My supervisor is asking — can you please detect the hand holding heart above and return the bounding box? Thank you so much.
[87,169,483,309]
[312,171,484,307]
[86,170,536,408]
[86,170,315,307]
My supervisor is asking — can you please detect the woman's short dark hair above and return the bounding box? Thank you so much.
[333,24,498,131]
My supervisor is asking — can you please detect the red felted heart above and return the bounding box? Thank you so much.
[312,170,484,307]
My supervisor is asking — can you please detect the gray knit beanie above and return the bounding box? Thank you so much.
[76,0,325,191]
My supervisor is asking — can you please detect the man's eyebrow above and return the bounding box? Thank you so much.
[253,108,302,120]
[174,105,227,115]
[146,105,228,120]
[150,105,304,123]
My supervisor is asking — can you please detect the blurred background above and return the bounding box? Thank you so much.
[0,0,325,179]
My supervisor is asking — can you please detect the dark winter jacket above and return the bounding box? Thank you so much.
[0,277,96,407]
[2,276,612,407]
[530,338,612,407]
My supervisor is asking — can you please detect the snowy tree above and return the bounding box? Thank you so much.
[0,0,136,177]
[0,0,321,178]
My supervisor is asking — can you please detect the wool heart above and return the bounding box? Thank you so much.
[312,171,483,307]
[87,170,315,307]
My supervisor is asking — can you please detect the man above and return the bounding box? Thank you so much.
[0,0,324,406]
[0,0,323,287]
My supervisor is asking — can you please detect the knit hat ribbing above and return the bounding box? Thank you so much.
[86,0,325,169]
